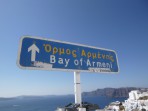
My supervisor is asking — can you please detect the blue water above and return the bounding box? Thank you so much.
[0,96,126,111]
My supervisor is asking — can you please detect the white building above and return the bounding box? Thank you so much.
[123,90,148,111]
[105,90,148,111]
[105,101,123,111]
[129,90,141,100]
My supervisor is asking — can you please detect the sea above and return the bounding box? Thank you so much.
[0,96,126,111]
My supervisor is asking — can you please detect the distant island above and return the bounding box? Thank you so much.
[0,95,73,101]
[82,87,148,98]
[0,97,16,101]
[1,87,148,101]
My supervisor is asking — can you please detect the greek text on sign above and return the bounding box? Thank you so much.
[17,36,119,73]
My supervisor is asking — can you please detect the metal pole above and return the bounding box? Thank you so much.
[74,71,82,106]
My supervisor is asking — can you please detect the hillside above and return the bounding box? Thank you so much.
[82,87,148,98]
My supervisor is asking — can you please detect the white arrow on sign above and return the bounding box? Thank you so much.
[28,44,40,62]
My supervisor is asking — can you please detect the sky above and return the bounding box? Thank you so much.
[0,0,148,97]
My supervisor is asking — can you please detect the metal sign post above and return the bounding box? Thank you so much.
[74,71,82,105]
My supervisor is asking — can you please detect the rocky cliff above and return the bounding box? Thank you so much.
[82,87,147,98]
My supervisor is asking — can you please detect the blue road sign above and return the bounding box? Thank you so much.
[17,36,119,73]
